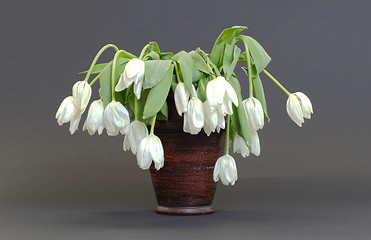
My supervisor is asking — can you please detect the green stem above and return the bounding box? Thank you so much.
[139,44,150,59]
[242,40,253,97]
[150,114,157,134]
[199,78,207,96]
[262,69,291,96]
[89,74,100,86]
[173,62,181,83]
[83,44,119,82]
[134,97,138,121]
[225,115,231,155]
[111,50,127,101]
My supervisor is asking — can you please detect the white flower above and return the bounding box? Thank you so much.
[72,81,92,112]
[286,92,313,127]
[203,101,218,136]
[137,134,164,170]
[183,97,204,135]
[206,76,238,114]
[55,96,82,134]
[233,133,250,158]
[213,155,238,186]
[249,129,261,156]
[103,101,130,136]
[243,97,264,131]
[82,99,104,135]
[123,120,149,155]
[216,110,225,133]
[115,58,145,99]
[174,82,190,116]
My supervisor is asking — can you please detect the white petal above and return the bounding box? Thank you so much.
[134,79,143,100]
[286,94,304,127]
[294,92,313,119]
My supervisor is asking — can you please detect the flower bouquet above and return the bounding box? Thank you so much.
[56,26,313,214]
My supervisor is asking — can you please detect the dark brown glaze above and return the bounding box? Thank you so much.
[149,95,225,215]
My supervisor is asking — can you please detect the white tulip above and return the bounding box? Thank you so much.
[216,110,225,133]
[213,155,238,186]
[293,92,313,119]
[56,96,82,134]
[115,58,145,99]
[72,81,92,112]
[103,101,130,136]
[203,101,218,136]
[174,82,190,116]
[184,97,204,135]
[233,133,250,158]
[249,129,261,156]
[242,97,264,131]
[123,120,149,155]
[206,76,238,115]
[82,99,104,135]
[137,134,164,170]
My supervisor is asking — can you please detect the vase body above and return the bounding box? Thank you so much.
[149,97,225,215]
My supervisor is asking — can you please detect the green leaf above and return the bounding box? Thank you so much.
[143,60,172,89]
[222,44,241,80]
[127,88,150,121]
[196,76,208,102]
[143,65,174,119]
[238,35,271,73]
[189,51,213,75]
[159,52,174,60]
[210,26,247,66]
[173,51,194,94]
[79,63,108,75]
[144,51,160,60]
[159,101,168,120]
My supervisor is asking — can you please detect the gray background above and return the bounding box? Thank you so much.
[1,0,370,239]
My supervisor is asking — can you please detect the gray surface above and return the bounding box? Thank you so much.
[1,0,370,239]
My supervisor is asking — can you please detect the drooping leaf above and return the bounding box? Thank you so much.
[159,52,174,60]
[210,26,247,66]
[143,60,172,89]
[149,41,161,53]
[238,35,271,73]
[144,51,160,60]
[222,44,241,80]
[189,51,213,75]
[173,51,194,94]
[143,65,174,119]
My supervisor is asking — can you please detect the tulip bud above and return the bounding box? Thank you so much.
[206,76,238,115]
[137,134,164,170]
[103,101,130,136]
[123,120,149,155]
[115,58,145,99]
[56,96,82,134]
[242,97,264,131]
[233,133,250,158]
[72,81,92,112]
[83,99,104,135]
[293,92,313,119]
[174,82,190,116]
[286,94,304,127]
[184,97,204,135]
[213,155,238,186]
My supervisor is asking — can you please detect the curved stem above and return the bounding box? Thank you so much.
[199,78,207,96]
[111,50,128,101]
[173,62,181,83]
[225,115,231,155]
[139,44,150,59]
[83,44,119,82]
[89,74,100,86]
[134,97,138,120]
[150,114,157,134]
[262,69,291,96]
[242,41,253,98]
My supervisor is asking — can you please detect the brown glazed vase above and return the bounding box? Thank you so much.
[149,96,225,215]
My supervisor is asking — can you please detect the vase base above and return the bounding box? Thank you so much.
[155,205,214,215]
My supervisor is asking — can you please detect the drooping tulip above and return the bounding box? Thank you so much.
[249,129,261,156]
[184,96,204,135]
[206,76,238,114]
[213,155,238,186]
[233,133,250,158]
[72,81,92,112]
[56,96,82,134]
[115,58,145,99]
[137,134,164,170]
[203,100,218,136]
[292,92,313,119]
[103,101,130,136]
[174,82,190,116]
[243,97,264,131]
[123,120,149,155]
[82,99,105,135]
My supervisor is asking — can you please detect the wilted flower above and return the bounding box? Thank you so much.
[115,58,145,99]
[249,129,261,156]
[72,81,92,112]
[174,82,190,116]
[213,154,238,186]
[243,97,264,131]
[103,101,130,136]
[286,92,313,127]
[137,134,164,170]
[183,97,204,135]
[55,96,82,134]
[206,76,238,114]
[203,100,218,136]
[123,120,149,155]
[83,99,104,135]
[233,133,250,158]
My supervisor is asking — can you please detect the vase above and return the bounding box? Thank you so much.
[149,96,225,215]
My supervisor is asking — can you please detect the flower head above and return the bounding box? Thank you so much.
[286,92,313,127]
[115,58,145,99]
[137,134,164,170]
[103,101,130,136]
[233,133,250,158]
[213,155,238,186]
[206,76,238,114]
[123,120,149,155]
[203,100,218,136]
[243,97,264,131]
[72,81,92,112]
[83,99,104,135]
[183,96,204,135]
[55,96,82,134]
[174,82,190,116]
